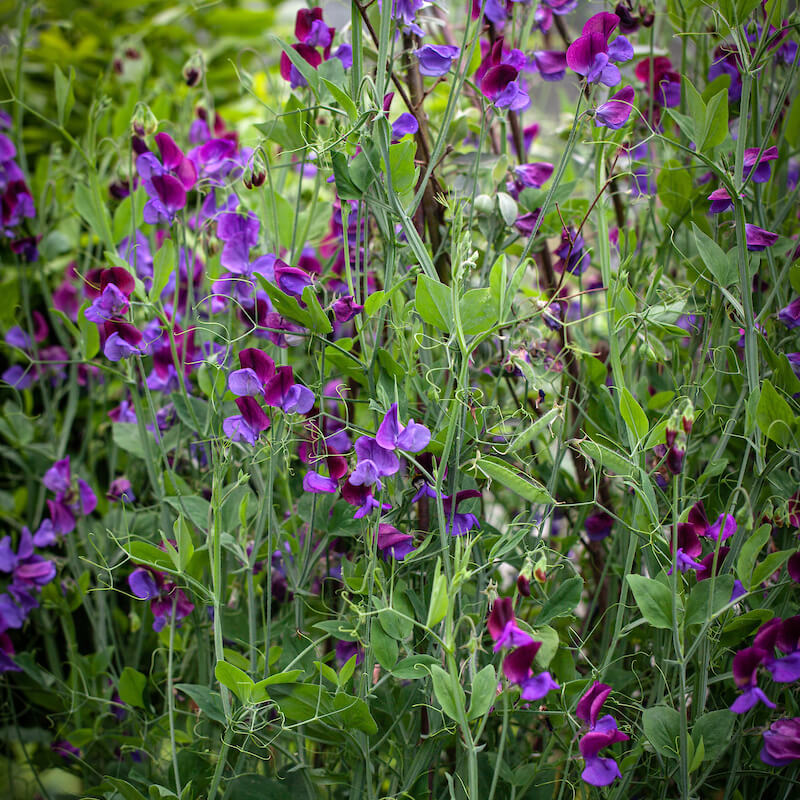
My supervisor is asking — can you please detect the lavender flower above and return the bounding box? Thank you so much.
[415,45,461,77]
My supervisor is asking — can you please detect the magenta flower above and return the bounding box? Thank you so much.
[128,567,194,632]
[576,682,629,786]
[745,224,779,251]
[566,13,633,87]
[41,457,97,536]
[487,596,534,652]
[779,297,800,329]
[332,295,363,323]
[708,187,734,214]
[532,51,567,82]
[350,436,400,489]
[514,162,554,188]
[585,511,614,541]
[415,44,460,77]
[761,718,800,766]
[743,146,779,184]
[273,259,313,299]
[476,38,531,111]
[136,133,197,225]
[223,396,271,446]
[595,85,635,129]
[502,641,560,700]
[730,646,775,713]
[375,403,430,452]
[376,523,415,561]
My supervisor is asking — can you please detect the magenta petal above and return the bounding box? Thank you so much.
[567,33,608,76]
[78,479,97,515]
[239,348,276,384]
[581,755,622,786]
[582,11,620,38]
[262,365,295,408]
[155,133,184,171]
[514,162,554,188]
[595,85,635,129]
[576,682,613,727]
[43,458,71,495]
[519,671,560,700]
[151,174,187,214]
[745,224,779,251]
[488,596,515,642]
[481,64,519,100]
[767,652,800,683]
[502,641,541,683]
[235,396,270,434]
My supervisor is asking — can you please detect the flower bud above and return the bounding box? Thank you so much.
[667,442,685,475]
[517,574,531,597]
[183,52,204,88]
[533,554,548,584]
[681,400,695,435]
[131,102,157,137]
[474,194,494,215]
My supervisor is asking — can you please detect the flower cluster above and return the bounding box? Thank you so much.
[0,111,38,261]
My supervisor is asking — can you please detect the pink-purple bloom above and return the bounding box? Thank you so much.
[761,718,800,766]
[745,224,779,251]
[415,44,460,77]
[576,682,629,786]
[595,86,635,129]
[488,596,534,651]
[566,13,633,87]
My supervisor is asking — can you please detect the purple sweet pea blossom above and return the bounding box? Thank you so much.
[487,596,534,651]
[532,51,567,81]
[566,14,633,87]
[351,436,400,488]
[778,297,800,329]
[708,187,734,214]
[128,566,195,632]
[223,396,271,446]
[332,295,363,323]
[730,646,776,713]
[391,113,419,140]
[576,682,629,787]
[376,523,416,561]
[743,146,779,184]
[595,85,636,129]
[761,718,800,766]
[415,44,460,77]
[745,224,779,251]
[375,403,430,452]
[501,641,560,700]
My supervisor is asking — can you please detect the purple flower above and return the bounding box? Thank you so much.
[375,403,430,452]
[108,477,135,503]
[332,295,363,323]
[262,366,315,414]
[730,647,775,713]
[554,227,589,274]
[128,566,194,632]
[566,14,633,87]
[502,641,560,700]
[745,224,779,251]
[778,297,800,329]
[595,86,636,129]
[0,633,20,672]
[303,472,339,493]
[744,146,779,184]
[274,259,313,299]
[415,44,460,77]
[350,436,400,488]
[84,284,130,324]
[576,682,629,786]
[223,396,271,446]
[376,523,415,561]
[514,162,554,188]
[487,596,534,651]
[761,718,800,766]
[532,51,567,82]
[585,511,614,541]
[391,113,419,140]
[708,187,734,214]
[706,513,736,542]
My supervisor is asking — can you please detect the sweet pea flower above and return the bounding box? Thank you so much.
[128,567,195,632]
[576,682,629,786]
[332,295,363,323]
[744,146,779,184]
[761,718,800,766]
[532,51,567,82]
[415,45,461,77]
[708,187,734,214]
[488,596,534,651]
[476,38,531,111]
[566,13,633,87]
[223,396,271,446]
[745,224,779,251]
[595,85,636,129]
[375,403,430,452]
[376,523,415,561]
[730,646,776,713]
[778,297,800,329]
[350,436,400,489]
[502,641,560,700]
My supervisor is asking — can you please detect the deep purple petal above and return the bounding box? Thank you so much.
[128,568,159,600]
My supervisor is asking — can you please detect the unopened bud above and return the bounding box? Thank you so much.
[131,102,157,137]
[640,6,655,27]
[183,52,204,88]
[533,554,548,584]
[667,442,685,475]
[517,574,531,597]
[474,194,494,215]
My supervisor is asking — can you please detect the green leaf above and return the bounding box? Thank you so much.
[127,541,175,573]
[301,285,333,334]
[684,574,735,626]
[736,524,771,586]
[371,618,398,669]
[688,735,705,772]
[693,223,738,287]
[392,654,440,680]
[756,379,795,447]
[386,139,417,194]
[468,665,497,720]
[174,683,226,725]
[415,274,452,331]
[426,557,449,627]
[459,288,498,336]
[331,151,363,201]
[164,496,210,533]
[151,238,175,301]
[684,78,706,142]
[333,691,378,735]
[657,159,693,215]
[537,576,583,625]
[627,575,676,629]
[112,422,147,459]
[751,549,795,589]
[701,89,728,149]
[430,665,466,723]
[118,666,147,708]
[692,710,734,763]
[256,274,312,328]
[215,660,255,704]
[642,705,681,758]
[474,455,554,505]
[619,387,649,442]
[74,182,113,248]
[252,670,303,702]
[321,78,358,122]
[100,778,148,800]
[78,303,99,360]
[54,65,75,127]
